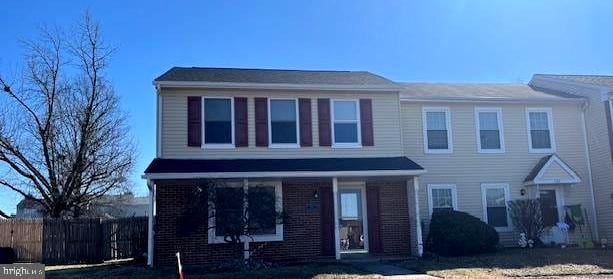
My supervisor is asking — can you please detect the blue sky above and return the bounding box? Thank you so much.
[1,0,612,214]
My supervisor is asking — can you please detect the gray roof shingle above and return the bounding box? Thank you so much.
[534,74,613,88]
[400,83,582,101]
[155,67,399,87]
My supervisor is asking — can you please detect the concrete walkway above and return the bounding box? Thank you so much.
[356,263,439,278]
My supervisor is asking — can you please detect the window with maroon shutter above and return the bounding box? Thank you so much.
[234,97,248,147]
[203,98,233,146]
[318,98,331,146]
[187,96,201,146]
[331,100,360,146]
[299,98,312,147]
[360,99,374,146]
[255,97,268,146]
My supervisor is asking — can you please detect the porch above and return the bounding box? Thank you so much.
[143,157,426,266]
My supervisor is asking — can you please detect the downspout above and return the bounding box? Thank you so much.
[146,179,156,267]
[412,177,423,257]
[581,101,600,241]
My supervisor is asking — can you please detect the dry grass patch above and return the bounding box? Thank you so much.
[401,248,613,278]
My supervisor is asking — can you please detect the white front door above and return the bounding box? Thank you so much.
[338,186,368,253]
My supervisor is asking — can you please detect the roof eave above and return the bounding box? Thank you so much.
[153,80,403,92]
[399,96,585,103]
[531,75,613,101]
[142,169,426,180]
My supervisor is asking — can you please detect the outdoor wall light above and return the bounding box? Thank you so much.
[312,190,319,199]
[520,188,526,196]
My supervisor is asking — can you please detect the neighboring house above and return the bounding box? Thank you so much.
[15,194,148,219]
[0,209,9,219]
[530,75,613,242]
[143,67,601,267]
[16,198,46,218]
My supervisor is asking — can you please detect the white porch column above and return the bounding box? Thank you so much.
[146,180,156,267]
[413,177,423,257]
[332,177,340,260]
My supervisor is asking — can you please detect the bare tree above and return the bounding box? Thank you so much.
[0,12,135,218]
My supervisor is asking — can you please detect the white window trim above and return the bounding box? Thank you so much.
[208,179,283,244]
[526,107,556,153]
[475,107,505,153]
[427,184,458,216]
[202,96,235,149]
[481,183,512,232]
[268,98,300,148]
[422,107,453,154]
[331,99,362,148]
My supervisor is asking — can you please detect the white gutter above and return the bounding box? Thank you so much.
[531,75,612,101]
[142,169,426,180]
[146,179,155,267]
[153,80,403,92]
[581,102,600,241]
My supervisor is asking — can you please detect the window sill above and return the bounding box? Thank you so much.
[269,143,300,149]
[425,149,453,154]
[494,227,512,233]
[208,225,284,244]
[529,148,556,154]
[332,143,362,149]
[478,149,505,154]
[202,144,236,149]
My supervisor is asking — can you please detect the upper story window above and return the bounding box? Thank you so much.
[332,100,361,147]
[203,97,234,147]
[423,107,452,154]
[269,99,299,147]
[481,183,510,231]
[475,107,505,153]
[427,184,457,216]
[526,108,556,153]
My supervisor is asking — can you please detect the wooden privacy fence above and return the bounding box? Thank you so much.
[0,217,147,264]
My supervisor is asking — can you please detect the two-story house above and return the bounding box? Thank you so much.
[143,67,601,267]
[530,75,613,243]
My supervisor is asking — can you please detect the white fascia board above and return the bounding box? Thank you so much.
[142,169,426,180]
[531,75,613,101]
[400,96,585,104]
[153,81,403,92]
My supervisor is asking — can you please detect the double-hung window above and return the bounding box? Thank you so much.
[332,100,361,147]
[209,181,283,243]
[423,107,452,153]
[269,99,299,147]
[427,184,457,216]
[475,107,505,153]
[481,183,510,230]
[203,97,234,147]
[526,108,556,153]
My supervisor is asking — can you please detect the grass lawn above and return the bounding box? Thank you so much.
[400,248,613,278]
[46,262,381,279]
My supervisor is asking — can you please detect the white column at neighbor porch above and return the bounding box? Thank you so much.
[332,177,341,260]
[412,176,423,257]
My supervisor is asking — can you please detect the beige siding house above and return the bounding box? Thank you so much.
[144,67,609,266]
[530,75,613,243]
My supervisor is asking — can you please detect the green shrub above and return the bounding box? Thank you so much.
[426,209,499,256]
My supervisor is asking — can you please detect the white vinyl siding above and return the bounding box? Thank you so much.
[423,107,452,154]
[475,107,505,153]
[160,89,402,158]
[526,108,556,153]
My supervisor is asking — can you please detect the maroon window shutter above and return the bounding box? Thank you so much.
[234,97,248,147]
[318,98,331,146]
[299,98,313,147]
[319,185,335,256]
[367,185,383,254]
[605,101,613,163]
[360,99,374,146]
[187,96,202,147]
[255,97,268,147]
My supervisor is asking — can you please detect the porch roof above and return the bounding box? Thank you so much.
[523,154,581,185]
[143,156,425,179]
